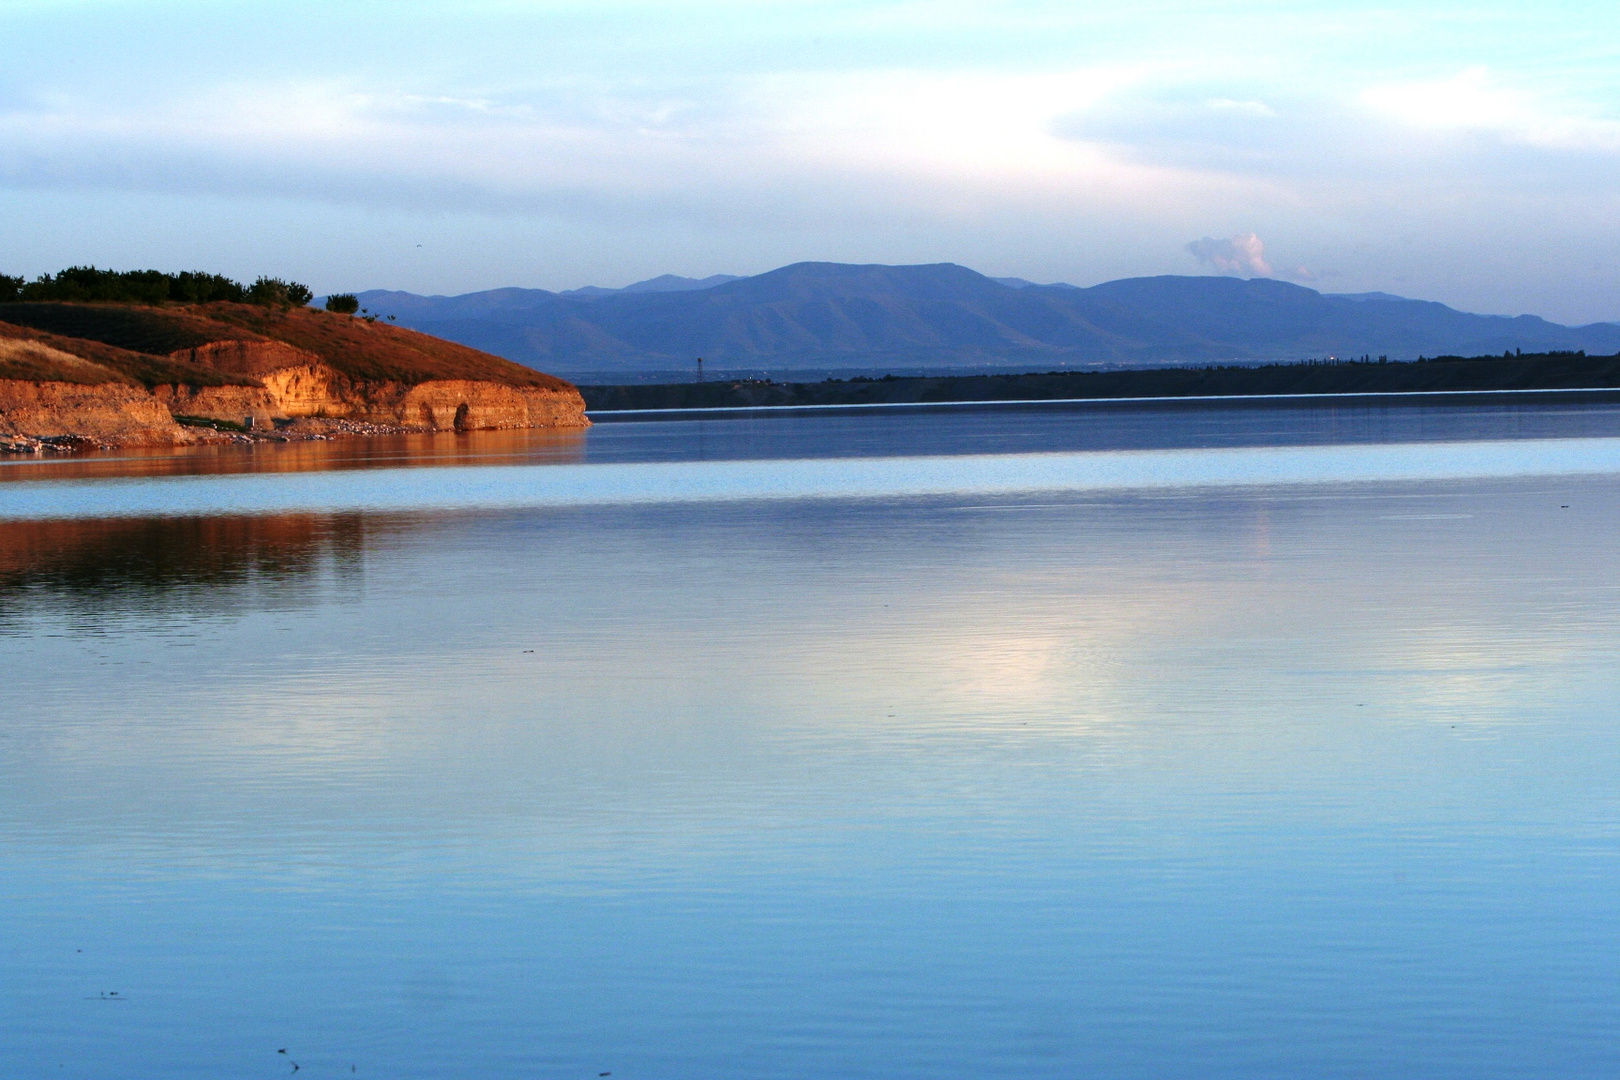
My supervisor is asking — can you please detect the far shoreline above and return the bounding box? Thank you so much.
[580,349,1620,417]
[586,384,1620,421]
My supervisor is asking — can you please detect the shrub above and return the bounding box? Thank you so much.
[248,276,314,308]
[325,293,360,314]
[168,271,246,304]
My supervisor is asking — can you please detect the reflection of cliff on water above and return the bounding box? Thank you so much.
[0,513,375,621]
[0,426,588,483]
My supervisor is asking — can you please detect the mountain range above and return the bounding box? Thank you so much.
[346,262,1620,379]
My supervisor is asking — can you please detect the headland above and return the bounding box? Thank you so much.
[0,293,588,453]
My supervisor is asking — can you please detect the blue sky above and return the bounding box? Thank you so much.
[2,1,1618,321]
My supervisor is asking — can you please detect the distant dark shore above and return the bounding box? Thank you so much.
[581,351,1620,413]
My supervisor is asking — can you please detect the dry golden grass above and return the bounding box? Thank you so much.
[0,318,256,387]
[0,336,128,385]
[0,302,573,390]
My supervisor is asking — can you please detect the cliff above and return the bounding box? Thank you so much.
[0,378,195,447]
[0,301,587,448]
[0,331,206,446]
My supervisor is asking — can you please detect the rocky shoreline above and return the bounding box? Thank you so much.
[1,433,108,454]
[0,411,553,455]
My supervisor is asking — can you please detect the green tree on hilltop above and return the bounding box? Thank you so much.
[168,271,248,303]
[0,267,312,306]
[248,276,314,308]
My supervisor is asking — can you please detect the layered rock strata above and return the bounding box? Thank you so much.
[159,341,588,431]
[0,379,193,445]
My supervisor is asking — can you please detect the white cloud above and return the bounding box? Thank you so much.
[1361,66,1620,153]
[1186,232,1272,277]
[0,65,1280,230]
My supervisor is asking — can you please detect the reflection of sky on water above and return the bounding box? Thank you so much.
[3,454,1620,1076]
[5,480,1617,848]
[7,396,1620,486]
[9,437,1620,523]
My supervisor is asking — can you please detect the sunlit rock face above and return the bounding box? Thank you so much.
[162,348,589,427]
[0,378,192,445]
[150,382,282,428]
[398,380,589,430]
[162,342,589,431]
[3,367,589,444]
[0,303,591,442]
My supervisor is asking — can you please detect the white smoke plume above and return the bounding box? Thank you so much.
[1186,233,1274,276]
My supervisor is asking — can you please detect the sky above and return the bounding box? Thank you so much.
[2,0,1618,322]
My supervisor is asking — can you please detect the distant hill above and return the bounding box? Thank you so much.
[1326,291,1411,303]
[991,276,1081,290]
[349,262,1620,378]
[555,273,742,300]
[617,273,743,294]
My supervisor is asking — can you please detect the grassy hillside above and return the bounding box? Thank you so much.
[0,319,256,387]
[0,302,573,391]
[0,303,248,355]
[199,304,573,388]
[0,337,127,385]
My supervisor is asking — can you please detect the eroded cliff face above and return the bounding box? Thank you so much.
[162,342,589,430]
[399,380,589,430]
[0,379,193,445]
[150,383,282,426]
[262,365,347,416]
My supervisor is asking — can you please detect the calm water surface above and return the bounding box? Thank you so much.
[3,401,1620,1078]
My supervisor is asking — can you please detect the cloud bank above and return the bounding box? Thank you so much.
[2,2,1619,321]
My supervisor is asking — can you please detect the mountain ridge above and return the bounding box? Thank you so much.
[347,262,1620,377]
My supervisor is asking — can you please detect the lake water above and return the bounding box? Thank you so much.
[4,398,1620,1078]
